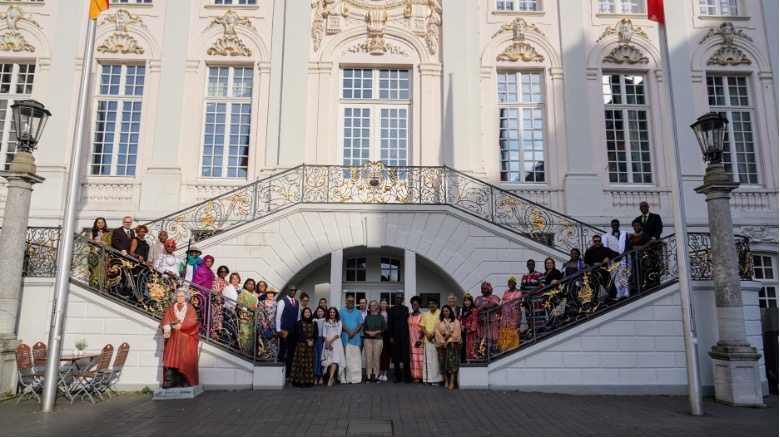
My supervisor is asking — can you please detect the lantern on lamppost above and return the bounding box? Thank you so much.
[691,112,764,407]
[0,99,49,394]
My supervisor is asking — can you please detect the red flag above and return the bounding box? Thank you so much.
[648,0,665,24]
[89,0,109,20]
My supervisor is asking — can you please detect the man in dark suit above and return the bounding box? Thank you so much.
[387,293,410,383]
[111,216,136,256]
[633,201,664,288]
[634,201,663,242]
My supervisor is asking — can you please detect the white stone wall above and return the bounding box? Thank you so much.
[17,279,254,390]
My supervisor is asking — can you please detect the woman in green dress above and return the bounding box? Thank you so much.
[236,278,259,355]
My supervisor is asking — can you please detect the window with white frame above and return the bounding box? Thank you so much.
[598,0,644,14]
[602,73,652,184]
[0,63,35,170]
[496,0,540,11]
[706,75,758,184]
[698,0,740,16]
[91,64,144,177]
[201,66,252,179]
[753,254,777,309]
[340,68,410,167]
[345,257,367,282]
[497,71,545,183]
[211,0,256,5]
[380,258,401,282]
[110,0,152,4]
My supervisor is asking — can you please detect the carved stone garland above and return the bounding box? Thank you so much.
[98,9,146,55]
[204,10,255,57]
[493,17,546,63]
[598,18,650,65]
[700,21,753,66]
[312,0,442,56]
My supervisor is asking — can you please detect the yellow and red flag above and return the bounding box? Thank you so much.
[89,0,109,20]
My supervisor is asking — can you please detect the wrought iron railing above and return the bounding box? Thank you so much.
[144,162,605,255]
[21,227,61,277]
[472,233,680,362]
[68,233,278,363]
[687,233,753,280]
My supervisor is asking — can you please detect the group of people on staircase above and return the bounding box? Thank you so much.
[89,200,664,389]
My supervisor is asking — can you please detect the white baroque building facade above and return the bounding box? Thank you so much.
[1,0,777,393]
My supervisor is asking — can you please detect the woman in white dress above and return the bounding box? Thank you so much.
[321,307,345,387]
[154,239,180,277]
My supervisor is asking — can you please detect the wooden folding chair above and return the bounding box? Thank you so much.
[15,344,43,404]
[70,344,113,404]
[31,342,47,373]
[98,342,129,398]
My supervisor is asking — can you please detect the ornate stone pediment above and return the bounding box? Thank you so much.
[204,9,255,36]
[0,5,40,30]
[603,44,648,64]
[700,21,752,46]
[497,42,544,62]
[597,18,646,44]
[207,35,252,57]
[102,8,147,32]
[0,31,34,52]
[344,37,408,55]
[707,46,751,66]
[97,33,144,54]
[700,22,753,66]
[311,0,441,56]
[492,17,544,41]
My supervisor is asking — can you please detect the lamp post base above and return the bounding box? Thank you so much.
[0,335,21,394]
[709,343,765,407]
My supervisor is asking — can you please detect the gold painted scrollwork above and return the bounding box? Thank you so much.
[0,31,34,52]
[97,33,145,55]
[207,35,252,57]
[497,42,544,62]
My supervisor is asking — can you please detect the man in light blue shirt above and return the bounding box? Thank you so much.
[340,296,364,383]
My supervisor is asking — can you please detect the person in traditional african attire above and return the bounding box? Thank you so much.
[499,276,524,352]
[407,296,424,382]
[209,265,229,341]
[237,281,259,355]
[459,293,479,361]
[474,281,500,355]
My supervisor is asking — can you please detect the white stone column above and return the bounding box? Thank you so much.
[695,165,764,406]
[405,250,416,300]
[330,249,343,309]
[0,152,44,393]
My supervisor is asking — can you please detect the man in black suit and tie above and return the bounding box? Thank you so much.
[634,202,664,288]
[111,216,136,256]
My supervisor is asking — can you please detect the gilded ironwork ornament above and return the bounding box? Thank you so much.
[603,44,649,64]
[0,5,40,30]
[0,31,34,52]
[497,42,544,62]
[96,33,145,54]
[207,35,252,56]
[492,17,544,41]
[205,9,255,36]
[102,8,146,32]
[597,18,646,43]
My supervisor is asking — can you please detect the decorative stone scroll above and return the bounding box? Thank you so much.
[204,9,255,36]
[700,21,752,46]
[207,35,252,57]
[603,44,648,64]
[102,9,147,32]
[492,17,544,41]
[707,46,751,66]
[0,31,34,52]
[497,42,544,62]
[97,33,145,54]
[597,18,646,44]
[1,5,40,30]
[344,38,408,55]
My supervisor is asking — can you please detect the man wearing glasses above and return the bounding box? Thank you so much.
[111,216,135,256]
[275,284,301,379]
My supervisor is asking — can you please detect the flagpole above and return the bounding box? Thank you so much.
[657,15,704,416]
[41,16,98,412]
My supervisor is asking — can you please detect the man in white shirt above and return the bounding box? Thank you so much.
[602,219,630,299]
[147,230,168,267]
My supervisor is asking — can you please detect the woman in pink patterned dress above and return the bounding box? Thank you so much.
[407,296,425,382]
[459,293,479,361]
[499,276,524,352]
[474,281,500,357]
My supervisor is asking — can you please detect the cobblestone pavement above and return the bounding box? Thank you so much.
[0,384,776,436]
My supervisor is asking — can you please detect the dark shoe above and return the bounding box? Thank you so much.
[162,369,177,389]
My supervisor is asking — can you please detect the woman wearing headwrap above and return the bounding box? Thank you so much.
[154,239,180,277]
[499,276,524,352]
[474,281,500,357]
[191,255,215,336]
